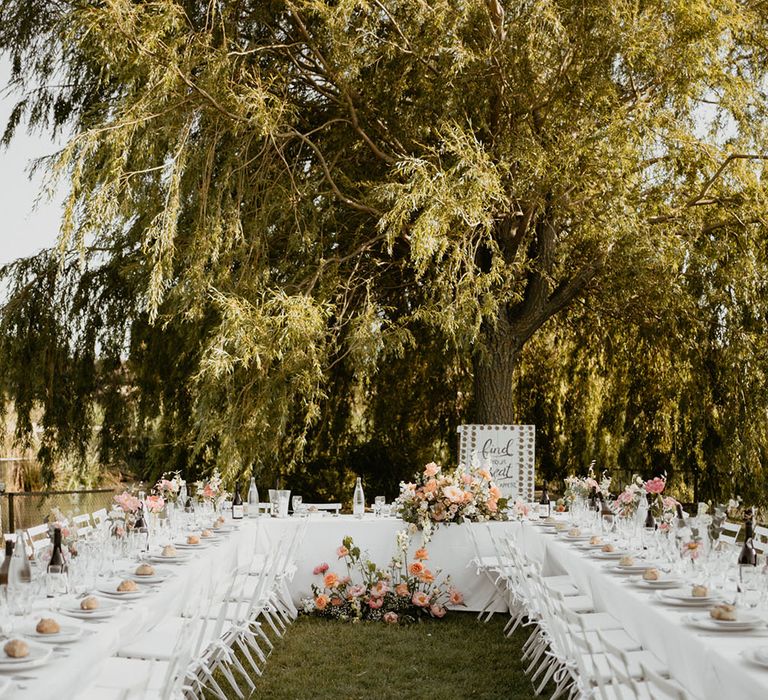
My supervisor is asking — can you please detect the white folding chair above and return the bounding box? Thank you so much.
[91,508,109,529]
[25,523,51,557]
[72,513,94,537]
[719,521,741,546]
[640,660,699,699]
[753,525,768,554]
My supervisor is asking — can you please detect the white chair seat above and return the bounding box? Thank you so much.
[573,611,623,631]
[584,650,668,683]
[118,617,232,661]
[578,628,642,652]
[561,594,595,613]
[73,657,170,699]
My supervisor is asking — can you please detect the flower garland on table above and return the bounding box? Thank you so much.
[394,462,508,538]
[303,532,464,624]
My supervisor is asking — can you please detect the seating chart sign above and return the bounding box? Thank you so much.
[457,424,535,501]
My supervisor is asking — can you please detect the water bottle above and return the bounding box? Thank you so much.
[353,477,365,518]
[247,477,259,518]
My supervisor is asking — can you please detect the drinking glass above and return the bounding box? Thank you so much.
[292,495,303,515]
[374,496,386,517]
[268,489,279,516]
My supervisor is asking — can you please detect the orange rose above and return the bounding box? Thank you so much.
[409,561,424,576]
[395,582,409,597]
[449,589,464,605]
[330,597,343,606]
[414,548,429,561]
[419,569,435,583]
[490,485,502,499]
[323,572,339,588]
[315,594,329,610]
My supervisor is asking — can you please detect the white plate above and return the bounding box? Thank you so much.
[654,591,715,607]
[19,618,83,644]
[665,589,715,603]
[684,612,766,632]
[631,576,683,590]
[127,567,172,584]
[592,550,628,560]
[173,541,209,549]
[59,597,121,619]
[97,582,146,600]
[148,553,190,564]
[561,534,592,542]
[610,562,659,574]
[0,640,52,672]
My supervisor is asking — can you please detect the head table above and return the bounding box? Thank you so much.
[3,513,767,699]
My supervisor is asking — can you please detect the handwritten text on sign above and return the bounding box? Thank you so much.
[458,425,535,501]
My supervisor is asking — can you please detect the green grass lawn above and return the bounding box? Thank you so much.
[219,612,547,700]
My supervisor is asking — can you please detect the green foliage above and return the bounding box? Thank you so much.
[0,1,767,505]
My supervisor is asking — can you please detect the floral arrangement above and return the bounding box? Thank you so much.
[394,462,508,536]
[563,463,611,505]
[145,494,166,514]
[614,476,646,517]
[303,532,464,624]
[47,510,78,556]
[114,491,141,513]
[154,471,183,504]
[195,468,226,505]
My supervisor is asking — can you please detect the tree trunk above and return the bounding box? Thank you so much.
[472,321,518,424]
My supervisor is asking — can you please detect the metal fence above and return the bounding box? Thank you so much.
[0,488,117,534]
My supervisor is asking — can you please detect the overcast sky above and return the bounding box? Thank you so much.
[0,56,65,267]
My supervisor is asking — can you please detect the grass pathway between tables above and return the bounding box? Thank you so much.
[209,612,552,699]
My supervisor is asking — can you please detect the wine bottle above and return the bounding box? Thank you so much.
[46,527,69,597]
[353,477,365,518]
[134,491,147,531]
[232,481,244,519]
[539,484,550,517]
[0,539,14,588]
[738,510,758,567]
[247,476,259,518]
[644,492,656,529]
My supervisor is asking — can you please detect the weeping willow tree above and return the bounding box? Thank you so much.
[1,1,768,491]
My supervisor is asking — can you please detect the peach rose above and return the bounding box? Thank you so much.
[461,473,473,485]
[490,485,502,499]
[414,548,429,561]
[395,583,409,597]
[419,569,435,583]
[424,479,438,493]
[315,594,329,610]
[409,561,424,576]
[323,572,339,588]
[462,491,474,504]
[368,596,384,609]
[412,591,430,607]
[372,581,389,597]
[478,469,491,481]
[383,611,398,624]
[424,462,440,477]
[449,589,464,605]
[430,604,446,618]
[336,546,349,558]
[443,485,465,503]
[330,597,343,606]
[488,498,498,512]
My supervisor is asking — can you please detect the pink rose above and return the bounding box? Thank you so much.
[368,597,384,609]
[145,495,165,513]
[424,462,440,477]
[336,546,349,558]
[412,591,430,607]
[348,584,366,598]
[644,477,666,495]
[430,604,446,618]
[383,612,398,624]
[372,581,389,598]
[395,583,409,597]
[449,589,464,605]
[313,562,329,575]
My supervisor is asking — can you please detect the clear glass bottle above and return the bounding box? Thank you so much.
[247,477,259,518]
[353,477,365,518]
